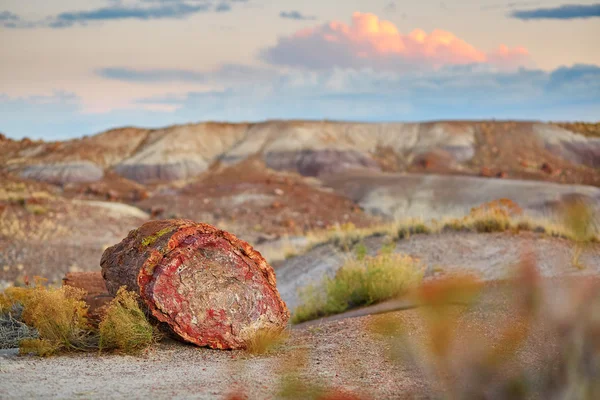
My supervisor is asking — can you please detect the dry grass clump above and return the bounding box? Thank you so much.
[2,281,95,355]
[445,198,521,234]
[19,338,59,357]
[397,199,599,243]
[0,303,39,349]
[299,199,598,262]
[99,287,158,353]
[306,222,393,252]
[396,220,432,239]
[1,281,157,356]
[293,248,424,324]
[244,327,289,355]
[562,200,599,269]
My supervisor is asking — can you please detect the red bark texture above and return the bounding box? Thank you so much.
[100,219,289,349]
[62,271,113,321]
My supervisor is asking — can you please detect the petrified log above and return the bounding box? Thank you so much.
[100,219,289,349]
[62,271,113,321]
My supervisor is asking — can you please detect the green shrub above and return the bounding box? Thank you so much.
[99,287,158,354]
[293,252,424,323]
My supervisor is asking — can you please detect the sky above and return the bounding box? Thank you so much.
[1,0,599,140]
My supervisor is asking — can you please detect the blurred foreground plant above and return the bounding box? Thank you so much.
[562,199,598,269]
[367,251,600,399]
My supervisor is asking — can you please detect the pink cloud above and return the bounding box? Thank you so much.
[487,44,532,69]
[262,12,532,71]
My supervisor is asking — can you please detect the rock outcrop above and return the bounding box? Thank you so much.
[20,162,104,185]
[265,149,380,176]
[535,124,600,168]
[3,120,600,186]
[100,219,289,349]
[322,170,600,221]
[112,123,248,182]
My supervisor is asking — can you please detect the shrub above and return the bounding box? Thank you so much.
[19,338,58,357]
[396,220,432,239]
[3,282,95,356]
[2,281,159,356]
[472,217,509,233]
[99,287,158,354]
[0,303,39,349]
[293,252,424,323]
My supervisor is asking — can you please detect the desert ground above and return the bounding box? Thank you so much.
[1,120,599,399]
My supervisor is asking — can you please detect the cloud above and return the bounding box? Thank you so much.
[0,10,37,28]
[109,64,600,120]
[96,64,277,84]
[0,90,179,140]
[0,11,19,21]
[279,11,316,21]
[117,64,600,123]
[49,3,211,28]
[261,12,532,71]
[98,68,206,82]
[511,3,600,20]
[1,1,245,29]
[3,64,598,139]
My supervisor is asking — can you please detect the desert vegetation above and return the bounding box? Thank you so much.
[0,281,158,356]
[302,199,598,257]
[228,260,600,399]
[1,167,598,399]
[243,327,289,355]
[0,278,290,357]
[289,199,598,324]
[98,287,158,353]
[293,247,424,324]
[364,265,600,399]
